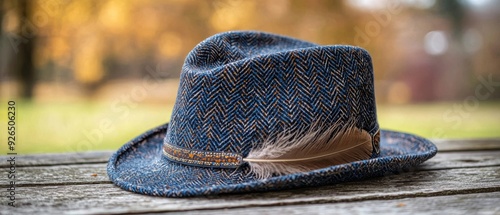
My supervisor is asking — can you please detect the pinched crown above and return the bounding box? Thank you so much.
[165,31,378,158]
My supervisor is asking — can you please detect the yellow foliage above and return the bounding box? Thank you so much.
[2,10,20,32]
[159,32,183,58]
[73,37,104,84]
[74,57,104,84]
[210,0,257,31]
[99,0,131,32]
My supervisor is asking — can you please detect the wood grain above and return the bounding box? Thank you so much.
[1,166,499,214]
[0,139,497,168]
[0,151,112,168]
[1,139,498,215]
[419,151,500,170]
[433,138,500,152]
[1,151,498,187]
[172,192,500,215]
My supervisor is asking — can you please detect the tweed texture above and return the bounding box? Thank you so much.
[108,124,436,197]
[166,31,378,157]
[107,31,437,197]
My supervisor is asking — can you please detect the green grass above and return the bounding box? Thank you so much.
[0,100,172,154]
[0,100,499,154]
[377,102,500,138]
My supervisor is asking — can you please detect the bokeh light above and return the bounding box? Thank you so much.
[0,0,499,154]
[424,31,448,55]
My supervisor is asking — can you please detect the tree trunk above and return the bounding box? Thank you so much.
[17,0,36,99]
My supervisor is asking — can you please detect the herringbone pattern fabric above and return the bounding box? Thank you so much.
[107,31,437,197]
[166,31,378,156]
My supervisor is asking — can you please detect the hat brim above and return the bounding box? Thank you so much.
[107,123,437,197]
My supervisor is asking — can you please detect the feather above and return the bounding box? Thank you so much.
[243,121,373,179]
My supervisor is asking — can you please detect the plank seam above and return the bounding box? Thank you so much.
[85,187,500,215]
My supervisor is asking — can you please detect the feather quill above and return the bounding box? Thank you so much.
[244,121,373,179]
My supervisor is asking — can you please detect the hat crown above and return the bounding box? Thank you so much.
[165,31,378,156]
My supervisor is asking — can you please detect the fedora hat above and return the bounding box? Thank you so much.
[107,31,437,197]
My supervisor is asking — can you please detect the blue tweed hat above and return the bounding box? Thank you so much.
[107,31,437,197]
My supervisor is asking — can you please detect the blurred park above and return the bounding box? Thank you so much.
[0,0,499,154]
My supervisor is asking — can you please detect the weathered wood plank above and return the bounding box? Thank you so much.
[172,192,500,215]
[1,139,498,167]
[433,138,500,152]
[3,164,110,187]
[419,151,500,170]
[2,151,499,187]
[0,151,113,168]
[1,166,499,214]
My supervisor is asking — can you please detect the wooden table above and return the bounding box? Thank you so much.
[2,139,500,214]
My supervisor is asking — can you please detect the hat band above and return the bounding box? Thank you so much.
[163,129,381,169]
[162,143,244,168]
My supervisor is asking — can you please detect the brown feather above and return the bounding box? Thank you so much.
[244,121,373,179]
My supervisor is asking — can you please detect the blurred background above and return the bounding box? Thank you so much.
[0,0,499,154]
